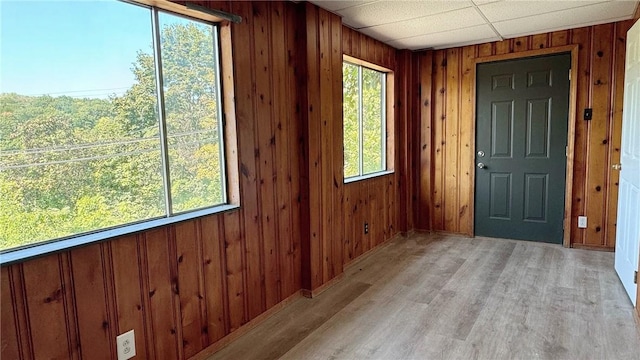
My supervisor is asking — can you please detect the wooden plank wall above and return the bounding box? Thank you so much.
[0,1,307,358]
[1,2,410,359]
[395,48,421,232]
[303,3,345,290]
[341,27,401,264]
[416,20,636,249]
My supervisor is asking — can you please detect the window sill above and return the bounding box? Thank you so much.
[344,170,394,184]
[0,204,240,266]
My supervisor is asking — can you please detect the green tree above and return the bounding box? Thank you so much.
[0,19,224,250]
[158,20,224,211]
[342,63,384,178]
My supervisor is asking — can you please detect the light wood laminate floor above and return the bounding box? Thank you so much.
[209,233,640,360]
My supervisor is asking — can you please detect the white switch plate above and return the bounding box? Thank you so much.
[117,329,136,360]
[578,216,587,228]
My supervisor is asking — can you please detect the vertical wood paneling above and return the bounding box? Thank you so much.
[570,26,591,244]
[8,265,33,359]
[417,20,634,249]
[59,253,80,360]
[253,1,280,309]
[22,255,70,359]
[513,36,528,52]
[432,50,447,230]
[409,53,419,232]
[418,51,433,230]
[174,221,207,357]
[0,2,360,359]
[144,227,180,360]
[110,235,148,359]
[305,2,323,289]
[343,185,354,264]
[585,24,614,246]
[287,2,305,296]
[330,14,344,279]
[2,2,319,358]
[318,7,333,284]
[1,267,20,359]
[531,33,550,49]
[477,43,493,57]
[459,46,475,235]
[396,50,409,232]
[0,2,560,359]
[221,212,244,332]
[342,174,396,266]
[137,233,156,360]
[341,25,400,264]
[551,30,570,47]
[357,184,365,257]
[444,48,460,231]
[70,245,112,360]
[495,39,511,55]
[201,216,226,343]
[271,1,294,300]
[229,0,264,320]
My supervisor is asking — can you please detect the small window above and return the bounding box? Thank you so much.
[343,61,388,180]
[0,0,235,253]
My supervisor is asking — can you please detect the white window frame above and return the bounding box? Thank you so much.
[343,57,394,183]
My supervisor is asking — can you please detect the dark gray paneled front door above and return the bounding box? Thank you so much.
[475,53,570,244]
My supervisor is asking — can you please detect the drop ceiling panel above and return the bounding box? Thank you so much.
[494,1,638,37]
[389,24,499,50]
[471,0,501,4]
[358,7,487,42]
[313,0,376,12]
[309,0,639,50]
[479,0,605,22]
[337,0,473,29]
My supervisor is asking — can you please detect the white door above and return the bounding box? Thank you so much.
[615,20,640,306]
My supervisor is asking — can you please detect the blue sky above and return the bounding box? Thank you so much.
[1,0,155,98]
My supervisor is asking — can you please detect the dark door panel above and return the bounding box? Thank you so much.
[475,54,570,244]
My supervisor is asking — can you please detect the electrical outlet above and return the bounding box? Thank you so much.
[364,222,369,234]
[117,330,136,360]
[578,216,587,229]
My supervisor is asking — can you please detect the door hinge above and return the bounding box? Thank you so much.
[635,271,638,284]
[566,146,568,157]
[569,69,571,81]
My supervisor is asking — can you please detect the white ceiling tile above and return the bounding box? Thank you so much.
[494,1,638,38]
[308,1,377,12]
[359,7,487,42]
[472,0,502,4]
[389,24,499,50]
[337,0,474,29]
[310,0,639,50]
[479,0,605,22]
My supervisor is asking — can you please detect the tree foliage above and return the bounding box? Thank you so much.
[343,63,385,178]
[0,21,223,250]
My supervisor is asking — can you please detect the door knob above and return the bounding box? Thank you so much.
[477,162,486,169]
[612,163,622,170]
[477,150,485,157]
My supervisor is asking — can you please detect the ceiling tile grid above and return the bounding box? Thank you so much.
[309,0,640,50]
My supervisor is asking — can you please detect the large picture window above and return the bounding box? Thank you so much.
[343,61,387,180]
[0,0,232,254]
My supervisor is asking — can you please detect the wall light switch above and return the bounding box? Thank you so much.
[578,216,587,229]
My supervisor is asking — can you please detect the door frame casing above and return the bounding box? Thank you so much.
[471,44,579,247]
